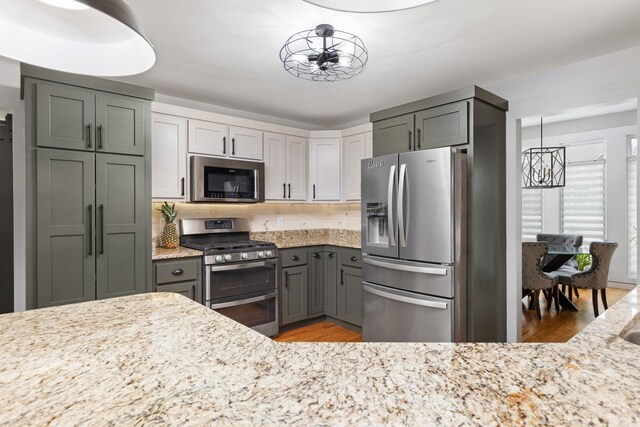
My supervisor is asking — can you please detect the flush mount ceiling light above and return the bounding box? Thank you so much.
[303,0,438,13]
[522,118,566,189]
[279,24,368,82]
[0,0,155,76]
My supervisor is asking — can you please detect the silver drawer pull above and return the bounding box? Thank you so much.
[363,283,448,310]
[363,256,447,276]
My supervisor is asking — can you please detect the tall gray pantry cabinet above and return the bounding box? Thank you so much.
[22,65,153,309]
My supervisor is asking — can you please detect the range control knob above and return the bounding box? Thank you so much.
[215,255,224,263]
[224,254,233,262]
[265,250,274,257]
[257,251,265,258]
[241,252,249,260]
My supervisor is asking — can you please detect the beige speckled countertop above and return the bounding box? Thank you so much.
[152,245,203,260]
[1,288,639,425]
[251,228,360,249]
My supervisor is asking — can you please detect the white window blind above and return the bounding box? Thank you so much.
[522,189,543,242]
[628,136,637,278]
[561,142,606,244]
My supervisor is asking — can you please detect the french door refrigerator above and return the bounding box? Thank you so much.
[361,146,467,342]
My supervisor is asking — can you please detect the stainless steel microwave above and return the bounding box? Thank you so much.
[190,156,265,203]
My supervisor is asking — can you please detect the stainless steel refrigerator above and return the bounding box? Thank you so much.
[361,146,467,342]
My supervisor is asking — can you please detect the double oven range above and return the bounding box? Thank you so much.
[180,218,279,337]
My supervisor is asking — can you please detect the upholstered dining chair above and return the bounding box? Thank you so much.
[522,242,561,320]
[559,242,618,318]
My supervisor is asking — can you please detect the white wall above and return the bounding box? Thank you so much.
[0,57,25,311]
[522,114,636,284]
[487,45,640,342]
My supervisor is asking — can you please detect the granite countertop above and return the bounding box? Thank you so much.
[1,289,639,425]
[251,229,361,249]
[152,245,203,260]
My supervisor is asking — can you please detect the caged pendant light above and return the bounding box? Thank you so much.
[522,118,566,189]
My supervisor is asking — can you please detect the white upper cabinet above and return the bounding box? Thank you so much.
[151,113,187,200]
[342,133,367,201]
[365,131,373,158]
[309,138,341,201]
[188,119,228,157]
[285,135,307,201]
[264,133,307,201]
[229,126,263,160]
[264,132,287,200]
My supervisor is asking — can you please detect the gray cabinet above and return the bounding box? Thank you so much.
[281,265,308,325]
[308,249,324,317]
[96,93,145,156]
[96,154,146,299]
[35,82,145,156]
[338,265,363,327]
[323,251,338,317]
[36,149,96,307]
[414,101,468,150]
[154,258,202,304]
[36,83,95,151]
[372,114,414,156]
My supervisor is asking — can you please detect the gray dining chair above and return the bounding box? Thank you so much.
[522,242,561,320]
[558,242,618,318]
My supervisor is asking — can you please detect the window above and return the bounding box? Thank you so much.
[561,142,606,245]
[628,136,637,278]
[522,188,543,241]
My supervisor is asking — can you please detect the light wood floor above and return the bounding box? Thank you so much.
[521,286,631,343]
[274,321,362,342]
[273,286,632,344]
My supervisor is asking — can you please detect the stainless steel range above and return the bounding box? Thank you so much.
[180,218,279,337]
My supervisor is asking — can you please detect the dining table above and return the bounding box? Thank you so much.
[538,244,588,312]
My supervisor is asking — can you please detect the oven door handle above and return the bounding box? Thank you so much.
[210,259,277,272]
[210,292,277,309]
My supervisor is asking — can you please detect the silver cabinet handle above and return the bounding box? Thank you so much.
[211,292,277,309]
[398,163,407,248]
[363,283,448,310]
[87,123,92,149]
[387,164,396,247]
[210,260,276,272]
[363,256,447,276]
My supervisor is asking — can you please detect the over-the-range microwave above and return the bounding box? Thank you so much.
[190,155,265,203]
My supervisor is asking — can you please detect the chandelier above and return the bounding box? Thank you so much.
[522,118,566,189]
[279,24,368,82]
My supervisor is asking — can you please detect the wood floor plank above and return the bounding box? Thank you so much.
[274,320,362,342]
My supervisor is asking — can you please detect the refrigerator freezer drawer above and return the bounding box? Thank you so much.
[362,282,454,342]
[362,255,454,298]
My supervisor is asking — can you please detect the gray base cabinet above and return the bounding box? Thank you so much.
[279,246,362,327]
[153,258,202,304]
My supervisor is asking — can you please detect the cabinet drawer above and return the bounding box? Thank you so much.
[339,248,363,269]
[280,248,308,267]
[156,281,199,302]
[155,259,199,284]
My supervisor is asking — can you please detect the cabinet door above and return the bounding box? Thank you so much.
[308,250,324,317]
[36,83,95,151]
[156,281,199,302]
[342,133,367,201]
[324,251,338,317]
[414,101,468,150]
[309,138,341,201]
[285,135,307,201]
[37,149,96,307]
[152,113,187,199]
[263,132,287,200]
[188,119,228,156]
[372,114,414,156]
[365,131,373,158]
[229,126,263,160]
[281,265,308,325]
[338,265,363,326]
[95,93,145,156]
[95,154,146,299]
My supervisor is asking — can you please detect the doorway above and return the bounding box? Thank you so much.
[0,112,13,314]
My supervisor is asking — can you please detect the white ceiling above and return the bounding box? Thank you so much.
[118,0,640,129]
[521,99,637,127]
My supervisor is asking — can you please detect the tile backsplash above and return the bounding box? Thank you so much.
[152,202,360,245]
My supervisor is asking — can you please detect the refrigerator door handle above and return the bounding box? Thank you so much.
[387,165,396,247]
[398,163,407,247]
[363,256,448,276]
[363,283,449,310]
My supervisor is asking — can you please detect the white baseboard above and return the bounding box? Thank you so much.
[608,281,637,290]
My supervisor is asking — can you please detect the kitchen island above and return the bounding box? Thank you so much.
[1,289,639,425]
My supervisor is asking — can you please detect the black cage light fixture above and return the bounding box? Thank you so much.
[279,24,368,82]
[522,118,566,189]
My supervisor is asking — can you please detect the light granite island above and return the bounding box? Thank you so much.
[1,289,639,426]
